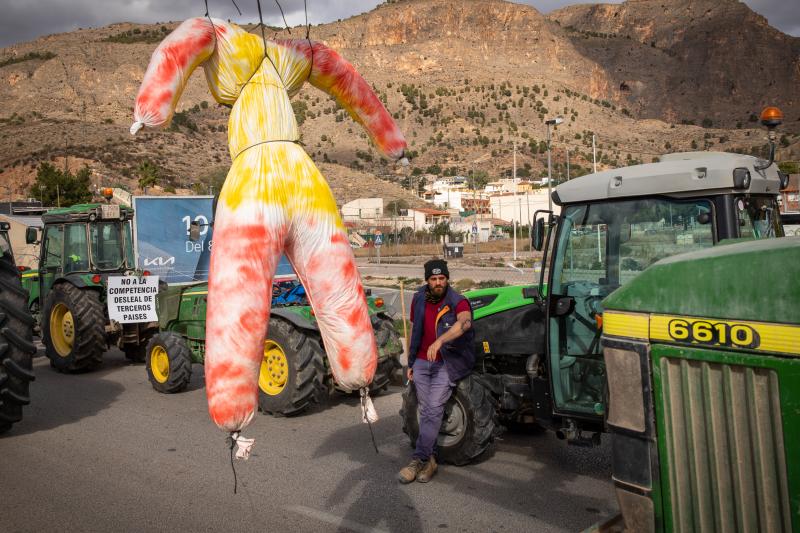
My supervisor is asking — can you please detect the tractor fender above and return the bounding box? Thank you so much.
[270,308,319,332]
[57,273,101,290]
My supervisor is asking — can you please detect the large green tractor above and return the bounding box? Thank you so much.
[145,277,403,416]
[21,201,157,372]
[599,236,800,532]
[401,109,792,464]
[0,221,36,434]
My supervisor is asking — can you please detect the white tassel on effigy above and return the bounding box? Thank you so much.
[230,431,255,460]
[360,387,380,453]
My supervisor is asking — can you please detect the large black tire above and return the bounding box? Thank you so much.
[42,283,105,372]
[145,332,193,393]
[400,373,497,466]
[370,316,402,392]
[258,317,325,417]
[0,255,36,435]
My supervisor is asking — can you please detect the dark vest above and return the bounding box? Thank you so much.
[408,285,475,382]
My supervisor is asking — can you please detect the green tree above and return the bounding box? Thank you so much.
[137,160,161,189]
[469,170,490,190]
[778,161,799,174]
[29,162,92,207]
[385,199,409,215]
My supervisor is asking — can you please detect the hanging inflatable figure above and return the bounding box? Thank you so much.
[131,16,406,455]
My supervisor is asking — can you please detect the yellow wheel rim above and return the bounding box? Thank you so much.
[150,345,170,384]
[259,340,288,396]
[50,303,74,357]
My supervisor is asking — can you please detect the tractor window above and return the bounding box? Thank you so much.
[90,222,124,271]
[63,224,89,274]
[736,196,782,239]
[548,198,714,416]
[42,226,64,268]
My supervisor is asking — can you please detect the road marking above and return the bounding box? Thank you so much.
[286,505,390,533]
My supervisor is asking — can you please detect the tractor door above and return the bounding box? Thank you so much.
[39,224,64,297]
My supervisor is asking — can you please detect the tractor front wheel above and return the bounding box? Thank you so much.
[400,373,497,466]
[258,317,325,417]
[145,332,193,393]
[0,254,36,434]
[43,284,105,372]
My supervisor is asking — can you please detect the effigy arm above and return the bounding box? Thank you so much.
[131,17,217,134]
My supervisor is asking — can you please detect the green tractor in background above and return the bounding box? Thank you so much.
[401,107,793,464]
[146,274,402,416]
[598,236,800,532]
[22,199,157,372]
[0,221,36,434]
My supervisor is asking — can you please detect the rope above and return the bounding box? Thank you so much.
[256,0,285,88]
[227,433,239,494]
[274,0,292,34]
[304,0,313,82]
[232,138,300,162]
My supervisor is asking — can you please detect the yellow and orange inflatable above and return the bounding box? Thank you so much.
[131,18,406,436]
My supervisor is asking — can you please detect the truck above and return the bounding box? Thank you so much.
[0,221,37,434]
[600,236,800,532]
[145,272,403,416]
[22,196,158,371]
[400,107,792,464]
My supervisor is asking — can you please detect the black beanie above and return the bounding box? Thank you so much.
[424,259,449,280]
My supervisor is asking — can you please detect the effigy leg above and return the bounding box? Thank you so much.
[284,162,377,393]
[204,164,289,433]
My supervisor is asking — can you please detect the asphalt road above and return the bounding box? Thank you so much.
[1,350,617,533]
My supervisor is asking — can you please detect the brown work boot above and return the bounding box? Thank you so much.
[416,456,438,483]
[398,458,424,484]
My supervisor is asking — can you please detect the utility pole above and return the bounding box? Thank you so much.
[592,134,597,173]
[56,184,61,208]
[566,147,570,181]
[545,117,563,212]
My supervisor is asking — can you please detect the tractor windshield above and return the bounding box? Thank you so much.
[735,195,783,239]
[547,197,714,415]
[90,221,125,271]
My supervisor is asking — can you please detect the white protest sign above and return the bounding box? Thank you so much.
[106,276,159,323]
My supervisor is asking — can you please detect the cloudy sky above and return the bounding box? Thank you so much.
[0,0,797,48]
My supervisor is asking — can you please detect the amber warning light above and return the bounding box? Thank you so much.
[102,187,114,201]
[760,106,783,129]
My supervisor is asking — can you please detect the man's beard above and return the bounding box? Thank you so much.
[425,284,447,303]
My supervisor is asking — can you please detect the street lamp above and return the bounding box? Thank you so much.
[545,116,563,212]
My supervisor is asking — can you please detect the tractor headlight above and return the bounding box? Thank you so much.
[604,347,645,433]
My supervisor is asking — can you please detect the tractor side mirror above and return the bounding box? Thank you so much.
[25,227,39,244]
[532,217,545,251]
[189,221,201,242]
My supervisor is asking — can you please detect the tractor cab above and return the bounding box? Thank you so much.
[532,146,788,440]
[0,221,11,260]
[26,202,136,301]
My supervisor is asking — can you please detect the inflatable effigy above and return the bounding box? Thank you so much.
[131,18,407,443]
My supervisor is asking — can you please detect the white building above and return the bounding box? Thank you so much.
[489,190,559,225]
[341,198,383,223]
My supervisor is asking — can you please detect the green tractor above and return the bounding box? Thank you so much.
[145,275,403,416]
[599,236,800,532]
[401,109,792,464]
[0,221,36,434]
[22,201,157,372]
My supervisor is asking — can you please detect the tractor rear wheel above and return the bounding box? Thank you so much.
[400,373,497,466]
[258,317,325,417]
[43,283,105,372]
[145,332,193,393]
[0,254,36,434]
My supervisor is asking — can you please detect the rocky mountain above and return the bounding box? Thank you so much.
[0,0,797,204]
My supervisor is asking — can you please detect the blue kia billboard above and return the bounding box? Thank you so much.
[133,196,293,284]
[133,196,214,284]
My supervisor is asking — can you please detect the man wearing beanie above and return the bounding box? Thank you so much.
[398,258,475,483]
